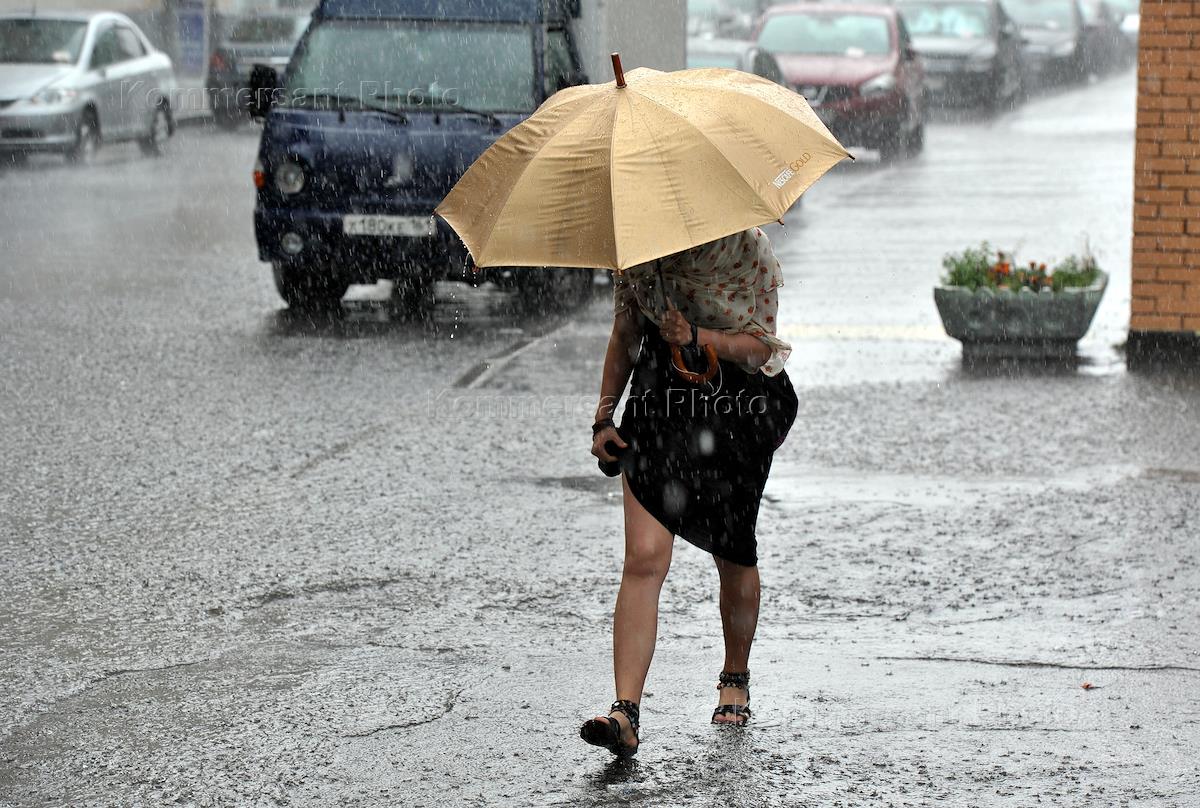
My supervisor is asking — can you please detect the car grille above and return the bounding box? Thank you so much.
[1,128,43,139]
[794,84,855,106]
[920,54,966,73]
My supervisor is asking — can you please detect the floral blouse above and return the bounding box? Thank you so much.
[612,227,792,377]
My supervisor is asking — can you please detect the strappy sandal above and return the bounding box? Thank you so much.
[580,698,640,756]
[712,670,752,726]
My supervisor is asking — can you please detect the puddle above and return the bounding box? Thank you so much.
[533,475,622,496]
[1141,468,1200,485]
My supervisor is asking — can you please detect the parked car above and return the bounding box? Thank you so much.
[894,0,1023,110]
[206,13,308,129]
[1000,0,1087,85]
[250,0,673,311]
[1078,0,1133,74]
[688,0,769,40]
[0,12,175,164]
[687,37,784,82]
[754,4,926,159]
[1107,0,1139,48]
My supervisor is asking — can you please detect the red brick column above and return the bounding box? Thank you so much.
[1131,0,1200,358]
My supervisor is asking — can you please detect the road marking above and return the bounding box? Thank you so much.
[778,323,949,342]
[452,314,572,389]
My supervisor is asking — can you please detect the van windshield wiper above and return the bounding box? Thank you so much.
[289,92,408,123]
[444,103,503,128]
[373,91,503,127]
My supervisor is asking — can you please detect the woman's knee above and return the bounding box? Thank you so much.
[623,542,672,582]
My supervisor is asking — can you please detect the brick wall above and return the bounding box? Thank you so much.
[1132,1,1200,340]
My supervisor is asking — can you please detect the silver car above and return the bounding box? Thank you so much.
[0,12,176,163]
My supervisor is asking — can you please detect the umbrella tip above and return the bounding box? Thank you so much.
[611,53,626,89]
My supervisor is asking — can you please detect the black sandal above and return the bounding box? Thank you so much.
[580,699,640,756]
[712,670,752,726]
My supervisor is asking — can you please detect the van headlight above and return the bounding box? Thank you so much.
[274,160,306,195]
[860,73,896,98]
[1053,41,1077,57]
[31,86,78,105]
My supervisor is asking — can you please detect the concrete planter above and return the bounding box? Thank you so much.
[934,271,1108,359]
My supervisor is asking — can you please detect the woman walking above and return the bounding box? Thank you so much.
[579,225,799,756]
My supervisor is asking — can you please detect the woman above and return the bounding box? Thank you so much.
[579,226,798,756]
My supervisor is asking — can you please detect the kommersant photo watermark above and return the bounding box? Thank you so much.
[121,80,467,115]
[432,389,768,421]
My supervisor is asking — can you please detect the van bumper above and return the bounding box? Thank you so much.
[254,206,474,282]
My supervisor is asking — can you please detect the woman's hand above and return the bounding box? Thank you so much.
[591,425,627,462]
[660,307,693,346]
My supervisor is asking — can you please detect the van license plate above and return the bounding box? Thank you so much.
[343,215,433,237]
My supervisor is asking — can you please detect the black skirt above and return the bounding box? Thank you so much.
[617,319,798,567]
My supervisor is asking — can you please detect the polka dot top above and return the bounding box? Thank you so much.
[612,227,792,377]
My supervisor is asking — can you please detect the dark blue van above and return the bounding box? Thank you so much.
[249,0,591,310]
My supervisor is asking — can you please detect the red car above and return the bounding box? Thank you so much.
[754,4,926,159]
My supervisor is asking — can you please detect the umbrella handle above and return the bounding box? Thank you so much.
[670,343,719,384]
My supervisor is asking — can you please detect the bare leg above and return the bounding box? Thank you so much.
[591,474,674,747]
[713,555,759,723]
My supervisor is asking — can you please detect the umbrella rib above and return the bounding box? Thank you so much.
[474,94,607,265]
[608,96,622,270]
[632,87,843,216]
[628,95,703,258]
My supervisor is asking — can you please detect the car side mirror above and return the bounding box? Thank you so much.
[555,70,587,92]
[248,64,281,119]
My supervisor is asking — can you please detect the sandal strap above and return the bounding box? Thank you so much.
[712,703,753,722]
[609,699,640,732]
[717,670,750,690]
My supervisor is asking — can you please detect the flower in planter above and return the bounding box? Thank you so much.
[942,242,1100,293]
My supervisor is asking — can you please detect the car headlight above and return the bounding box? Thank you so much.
[860,73,896,98]
[274,160,306,195]
[30,86,78,105]
[1053,40,1077,57]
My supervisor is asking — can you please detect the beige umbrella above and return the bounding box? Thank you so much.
[435,55,852,272]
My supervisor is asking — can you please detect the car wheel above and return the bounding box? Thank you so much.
[391,275,435,316]
[877,120,907,162]
[65,110,99,165]
[905,121,925,157]
[515,268,593,312]
[213,104,243,130]
[1,150,28,169]
[272,262,349,311]
[139,106,172,157]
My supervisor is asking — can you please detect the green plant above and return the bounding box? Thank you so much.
[941,241,994,290]
[941,242,1101,292]
[1049,253,1101,292]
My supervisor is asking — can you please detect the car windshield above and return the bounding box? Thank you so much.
[898,3,995,38]
[1105,0,1138,13]
[758,13,892,56]
[689,0,762,14]
[285,19,535,114]
[229,16,306,44]
[1002,0,1076,29]
[0,18,88,64]
[688,51,743,69]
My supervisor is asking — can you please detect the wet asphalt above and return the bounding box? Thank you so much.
[2,67,1199,806]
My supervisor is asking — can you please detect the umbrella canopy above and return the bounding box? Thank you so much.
[435,61,852,272]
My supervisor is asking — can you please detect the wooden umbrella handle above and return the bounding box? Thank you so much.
[671,343,719,384]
